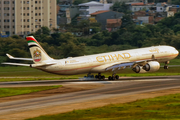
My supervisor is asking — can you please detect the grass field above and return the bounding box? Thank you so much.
[0,85,62,98]
[27,93,180,120]
[0,67,180,82]
[0,59,180,82]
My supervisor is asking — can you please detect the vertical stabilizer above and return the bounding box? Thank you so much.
[26,36,52,64]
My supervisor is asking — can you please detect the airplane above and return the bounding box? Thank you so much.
[2,36,179,80]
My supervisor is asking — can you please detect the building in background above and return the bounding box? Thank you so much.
[0,0,57,36]
[107,0,143,3]
[90,10,124,30]
[106,0,171,3]
[106,19,122,32]
[66,7,79,24]
[78,1,112,19]
[57,1,79,25]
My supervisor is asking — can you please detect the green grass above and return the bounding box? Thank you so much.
[0,85,62,98]
[27,93,180,120]
[0,59,180,82]
[0,56,6,63]
[0,67,179,82]
[167,59,180,65]
[0,66,80,82]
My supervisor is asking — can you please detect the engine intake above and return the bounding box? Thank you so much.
[143,61,160,72]
[132,65,147,73]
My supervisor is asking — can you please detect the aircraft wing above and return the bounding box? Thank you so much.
[6,53,33,61]
[105,60,154,72]
[105,55,157,72]
[105,62,135,71]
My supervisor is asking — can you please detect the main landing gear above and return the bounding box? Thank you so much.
[108,73,119,80]
[95,73,119,80]
[84,73,105,80]
[84,73,120,80]
[84,73,94,78]
[95,73,105,80]
[164,61,169,69]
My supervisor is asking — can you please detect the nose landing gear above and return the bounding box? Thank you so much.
[164,61,169,69]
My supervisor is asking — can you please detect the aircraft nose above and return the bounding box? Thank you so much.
[175,49,179,56]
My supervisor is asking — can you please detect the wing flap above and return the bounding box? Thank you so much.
[106,62,134,71]
[105,57,157,72]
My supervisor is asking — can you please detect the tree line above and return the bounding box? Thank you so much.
[1,12,180,63]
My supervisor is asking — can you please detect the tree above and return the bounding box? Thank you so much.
[121,14,134,28]
[36,26,51,35]
[59,40,85,58]
[170,34,180,49]
[9,48,27,57]
[73,0,84,5]
[111,2,130,14]
[172,0,180,5]
[52,32,86,57]
[56,0,60,4]
[173,24,180,33]
[11,35,21,39]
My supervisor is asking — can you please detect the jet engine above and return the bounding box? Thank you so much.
[142,61,160,72]
[132,65,147,73]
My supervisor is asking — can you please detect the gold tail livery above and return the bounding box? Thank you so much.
[2,36,179,80]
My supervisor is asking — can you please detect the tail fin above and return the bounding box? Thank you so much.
[26,36,52,64]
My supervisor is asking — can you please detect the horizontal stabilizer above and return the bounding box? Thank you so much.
[31,62,57,68]
[6,54,33,61]
[2,62,30,66]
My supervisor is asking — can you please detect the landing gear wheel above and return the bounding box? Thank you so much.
[112,76,115,80]
[164,66,168,69]
[98,75,102,80]
[101,75,105,80]
[115,75,119,80]
[90,75,94,78]
[108,76,111,80]
[95,73,106,80]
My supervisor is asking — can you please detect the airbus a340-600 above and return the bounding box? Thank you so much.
[2,36,179,80]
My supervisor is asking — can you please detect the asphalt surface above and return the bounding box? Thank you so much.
[1,76,180,87]
[0,76,180,116]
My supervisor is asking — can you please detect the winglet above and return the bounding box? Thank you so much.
[6,53,14,59]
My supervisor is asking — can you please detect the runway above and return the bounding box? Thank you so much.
[1,76,180,87]
[0,76,180,119]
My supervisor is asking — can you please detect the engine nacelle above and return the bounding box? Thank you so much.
[143,61,160,72]
[132,65,147,73]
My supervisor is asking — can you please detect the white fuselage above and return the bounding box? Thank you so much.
[36,46,179,75]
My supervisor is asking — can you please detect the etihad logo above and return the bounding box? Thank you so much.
[149,48,159,53]
[96,53,131,62]
[33,49,41,62]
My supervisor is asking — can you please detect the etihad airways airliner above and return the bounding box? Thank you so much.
[2,36,179,80]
